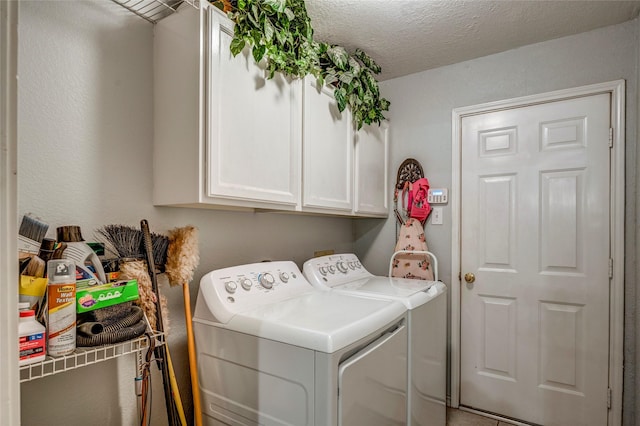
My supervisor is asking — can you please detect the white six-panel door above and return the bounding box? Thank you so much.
[460,93,611,425]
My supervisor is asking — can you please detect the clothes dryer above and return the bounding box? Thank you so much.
[303,253,447,426]
[193,260,409,425]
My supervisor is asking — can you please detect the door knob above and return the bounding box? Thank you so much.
[464,273,475,283]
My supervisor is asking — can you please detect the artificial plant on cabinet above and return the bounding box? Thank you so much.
[212,0,390,130]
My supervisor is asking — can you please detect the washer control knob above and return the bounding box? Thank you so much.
[319,266,328,276]
[224,281,237,294]
[328,265,336,274]
[355,261,362,268]
[258,273,275,289]
[239,278,252,291]
[279,272,290,283]
[348,261,356,270]
[336,261,348,274]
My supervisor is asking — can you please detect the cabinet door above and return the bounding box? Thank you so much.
[302,78,353,212]
[354,122,389,216]
[206,8,301,207]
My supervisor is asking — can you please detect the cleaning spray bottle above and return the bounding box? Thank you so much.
[47,259,76,357]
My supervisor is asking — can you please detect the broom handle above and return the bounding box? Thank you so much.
[183,283,203,426]
[141,219,179,426]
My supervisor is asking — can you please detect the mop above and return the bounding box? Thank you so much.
[164,226,202,426]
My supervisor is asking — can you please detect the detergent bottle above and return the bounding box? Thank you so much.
[56,225,106,284]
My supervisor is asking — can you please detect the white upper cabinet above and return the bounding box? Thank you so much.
[354,122,389,216]
[153,4,387,217]
[302,77,353,213]
[154,4,301,210]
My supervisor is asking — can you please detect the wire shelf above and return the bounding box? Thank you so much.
[20,332,165,383]
[110,0,199,24]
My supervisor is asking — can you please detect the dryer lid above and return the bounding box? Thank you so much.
[341,276,435,294]
[328,276,443,309]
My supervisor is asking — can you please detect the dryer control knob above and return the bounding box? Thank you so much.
[224,281,237,294]
[319,266,328,276]
[239,278,252,291]
[258,273,275,289]
[328,265,336,274]
[279,272,290,283]
[336,261,348,274]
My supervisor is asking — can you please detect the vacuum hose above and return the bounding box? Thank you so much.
[77,305,147,347]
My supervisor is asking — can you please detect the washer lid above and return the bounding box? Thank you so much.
[225,291,405,353]
[330,276,442,309]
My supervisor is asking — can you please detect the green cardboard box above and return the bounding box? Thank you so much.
[76,279,139,313]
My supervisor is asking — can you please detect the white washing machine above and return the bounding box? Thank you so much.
[193,260,409,426]
[303,253,447,426]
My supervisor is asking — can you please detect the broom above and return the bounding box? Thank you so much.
[164,226,202,426]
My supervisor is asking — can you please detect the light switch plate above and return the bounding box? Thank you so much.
[431,207,443,225]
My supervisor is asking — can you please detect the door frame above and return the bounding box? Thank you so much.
[450,80,625,425]
[1,0,20,423]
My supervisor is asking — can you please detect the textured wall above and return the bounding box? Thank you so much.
[305,0,640,81]
[17,1,354,424]
[356,18,638,425]
[17,1,640,425]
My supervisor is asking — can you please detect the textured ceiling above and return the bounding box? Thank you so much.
[305,0,640,81]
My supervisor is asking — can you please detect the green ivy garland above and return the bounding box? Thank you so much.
[212,0,390,130]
